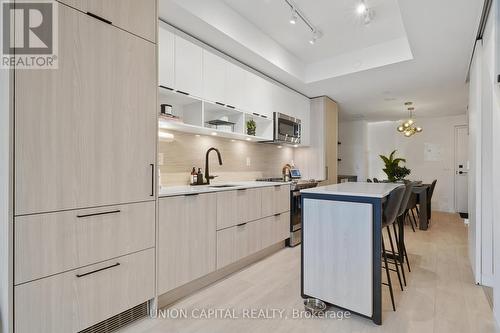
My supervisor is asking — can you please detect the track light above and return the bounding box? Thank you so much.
[309,30,320,45]
[357,1,374,25]
[289,9,297,24]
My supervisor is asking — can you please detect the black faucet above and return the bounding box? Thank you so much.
[205,147,223,184]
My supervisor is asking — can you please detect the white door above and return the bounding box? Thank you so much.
[454,125,469,213]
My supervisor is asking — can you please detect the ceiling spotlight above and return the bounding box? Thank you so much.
[289,9,297,24]
[309,30,321,45]
[357,2,367,15]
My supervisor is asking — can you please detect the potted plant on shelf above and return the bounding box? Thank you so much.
[246,119,256,136]
[379,150,411,182]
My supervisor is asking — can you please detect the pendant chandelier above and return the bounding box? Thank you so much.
[397,102,422,137]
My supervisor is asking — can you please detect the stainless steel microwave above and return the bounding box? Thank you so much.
[274,112,301,144]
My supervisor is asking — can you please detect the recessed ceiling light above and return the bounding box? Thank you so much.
[357,2,367,14]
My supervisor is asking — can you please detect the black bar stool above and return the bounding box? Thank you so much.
[381,186,405,311]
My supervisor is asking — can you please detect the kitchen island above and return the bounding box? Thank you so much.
[300,182,402,325]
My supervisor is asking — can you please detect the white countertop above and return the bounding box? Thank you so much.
[159,181,290,197]
[300,182,403,198]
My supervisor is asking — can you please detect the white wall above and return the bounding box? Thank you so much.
[366,115,467,213]
[468,1,497,288]
[338,120,368,181]
[0,68,13,332]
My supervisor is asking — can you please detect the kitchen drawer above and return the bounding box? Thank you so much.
[15,248,155,333]
[216,188,262,230]
[261,185,290,217]
[216,212,290,269]
[57,0,156,42]
[15,201,155,285]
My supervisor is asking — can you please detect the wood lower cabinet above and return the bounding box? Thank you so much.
[14,201,155,285]
[57,0,156,42]
[14,4,157,215]
[216,212,290,269]
[14,248,155,333]
[261,185,290,216]
[217,188,263,230]
[158,194,217,294]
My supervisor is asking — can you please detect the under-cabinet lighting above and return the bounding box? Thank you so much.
[211,132,218,136]
[277,146,283,149]
[158,131,174,142]
[246,138,252,141]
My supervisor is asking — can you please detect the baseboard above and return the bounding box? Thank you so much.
[157,241,286,309]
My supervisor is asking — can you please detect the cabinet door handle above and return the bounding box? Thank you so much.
[159,85,174,91]
[237,188,247,191]
[215,102,225,106]
[274,213,281,217]
[77,210,120,218]
[150,164,155,197]
[86,12,112,25]
[176,90,189,95]
[252,112,260,116]
[237,222,247,227]
[184,193,199,196]
[76,262,120,278]
[226,105,235,109]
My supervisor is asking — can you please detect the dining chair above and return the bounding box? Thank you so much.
[381,185,405,311]
[393,181,414,285]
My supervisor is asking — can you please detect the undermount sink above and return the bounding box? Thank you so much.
[209,184,238,188]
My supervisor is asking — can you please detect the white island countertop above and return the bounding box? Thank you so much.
[300,182,402,198]
[159,181,290,197]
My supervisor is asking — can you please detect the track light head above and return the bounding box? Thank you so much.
[289,9,297,24]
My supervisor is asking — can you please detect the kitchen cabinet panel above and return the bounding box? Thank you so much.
[159,25,175,89]
[216,212,290,269]
[203,50,227,103]
[237,188,262,223]
[15,248,155,333]
[15,4,157,215]
[261,185,290,217]
[158,194,217,294]
[225,62,247,109]
[58,0,156,42]
[175,36,203,97]
[216,190,239,230]
[15,201,155,285]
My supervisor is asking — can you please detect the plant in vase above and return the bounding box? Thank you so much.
[379,150,411,182]
[246,119,256,136]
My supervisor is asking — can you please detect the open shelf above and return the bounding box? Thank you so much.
[158,87,203,127]
[157,88,273,142]
[244,113,273,139]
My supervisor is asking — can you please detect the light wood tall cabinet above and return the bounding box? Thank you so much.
[158,194,217,294]
[15,3,157,215]
[11,2,157,332]
[159,23,175,89]
[295,96,338,183]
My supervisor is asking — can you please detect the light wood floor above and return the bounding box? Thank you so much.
[121,212,499,333]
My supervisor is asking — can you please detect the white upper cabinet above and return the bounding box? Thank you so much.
[245,72,273,119]
[175,36,203,97]
[158,26,175,89]
[203,50,227,103]
[225,61,247,109]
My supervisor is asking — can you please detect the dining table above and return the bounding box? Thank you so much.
[411,184,431,230]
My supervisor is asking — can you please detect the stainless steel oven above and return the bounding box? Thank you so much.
[274,112,301,144]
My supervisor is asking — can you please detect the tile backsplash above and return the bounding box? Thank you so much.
[158,131,294,186]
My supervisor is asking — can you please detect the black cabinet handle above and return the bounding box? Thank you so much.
[159,85,174,91]
[176,90,189,95]
[87,12,112,25]
[261,115,268,119]
[237,222,247,227]
[274,213,281,217]
[252,112,260,116]
[76,263,120,278]
[184,193,199,196]
[237,188,247,191]
[150,164,155,197]
[226,105,235,109]
[77,210,120,218]
[215,102,225,106]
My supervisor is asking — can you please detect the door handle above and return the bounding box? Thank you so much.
[150,164,155,196]
[77,209,120,218]
[458,171,468,175]
[76,262,120,278]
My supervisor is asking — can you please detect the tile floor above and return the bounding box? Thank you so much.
[121,211,499,333]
